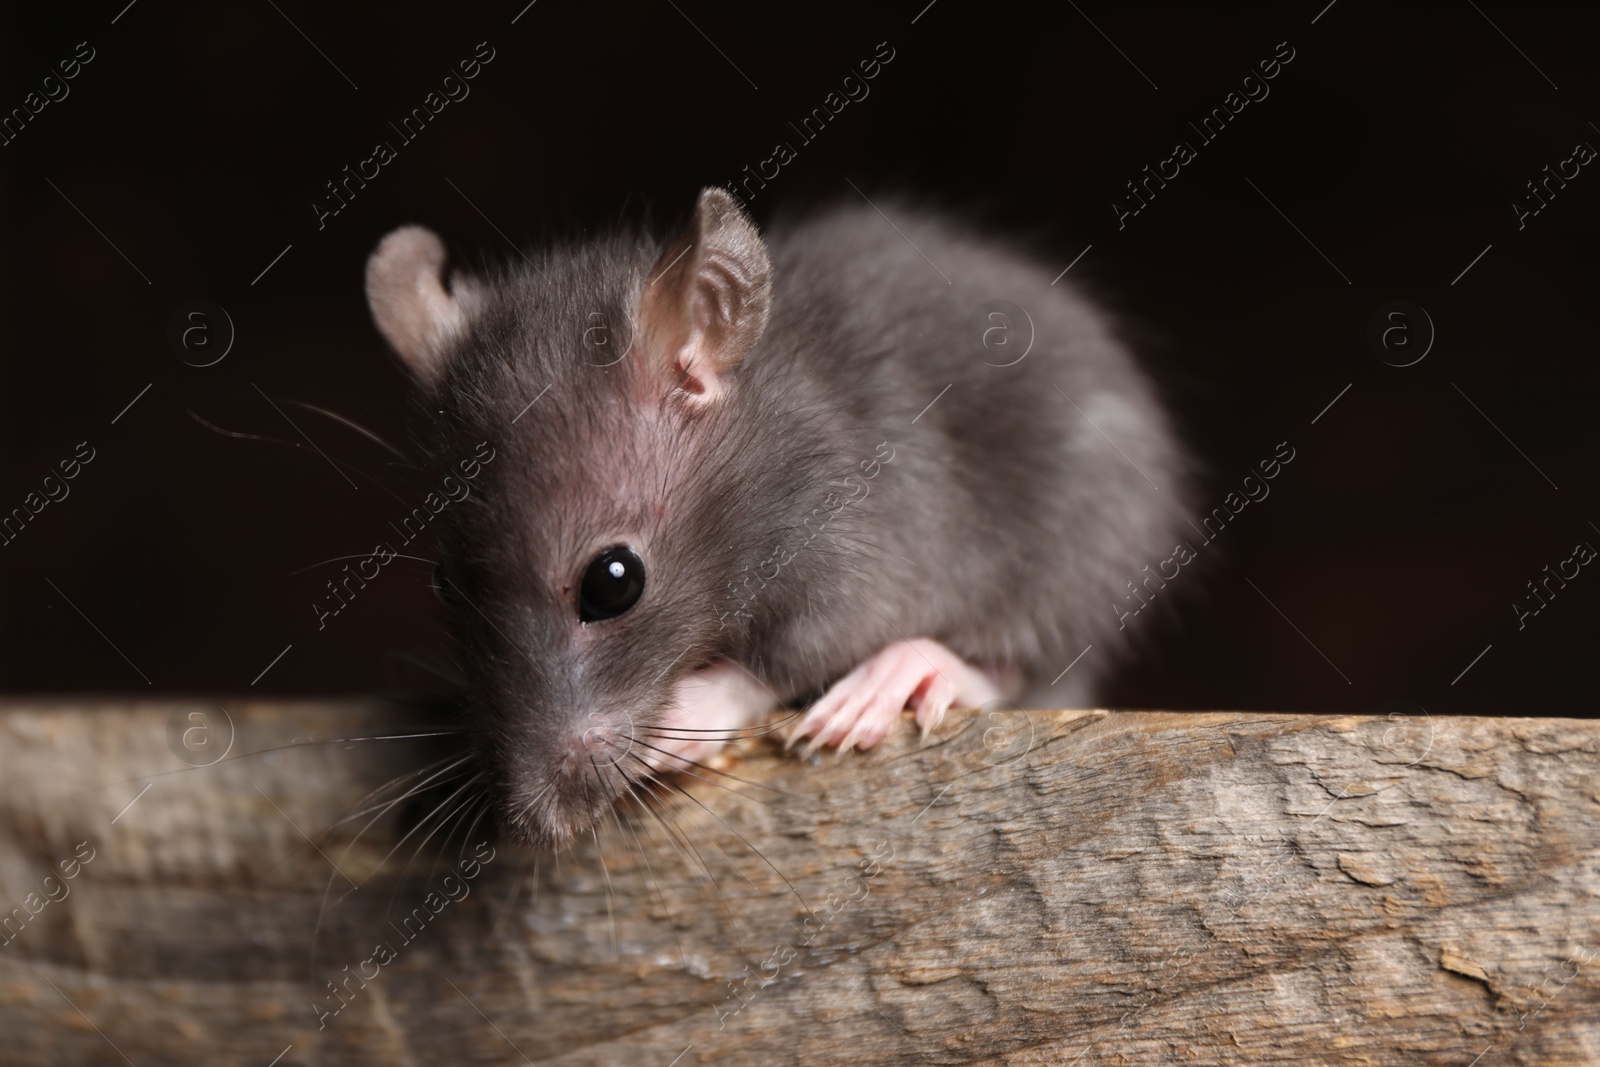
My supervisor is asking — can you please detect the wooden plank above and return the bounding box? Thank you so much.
[0,699,1596,1065]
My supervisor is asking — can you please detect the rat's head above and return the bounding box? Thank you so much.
[366,188,777,849]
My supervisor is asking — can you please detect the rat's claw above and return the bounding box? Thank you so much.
[840,683,912,752]
[789,638,1005,756]
[913,674,958,742]
[788,651,882,752]
[803,689,874,756]
[786,694,841,752]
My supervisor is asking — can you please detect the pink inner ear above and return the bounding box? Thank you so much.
[674,350,724,402]
[675,361,709,396]
[638,189,770,404]
[672,289,721,395]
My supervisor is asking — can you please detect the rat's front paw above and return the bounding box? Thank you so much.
[786,638,1004,755]
[637,660,779,772]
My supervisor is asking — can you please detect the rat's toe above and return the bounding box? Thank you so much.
[912,674,959,740]
[794,638,1007,754]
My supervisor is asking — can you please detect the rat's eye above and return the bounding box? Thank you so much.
[432,560,456,607]
[579,545,646,622]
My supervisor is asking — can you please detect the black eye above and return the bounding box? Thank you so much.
[579,545,646,622]
[433,559,456,607]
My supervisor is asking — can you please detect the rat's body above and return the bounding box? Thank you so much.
[367,189,1188,848]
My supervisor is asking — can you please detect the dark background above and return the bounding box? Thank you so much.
[1,1,1594,716]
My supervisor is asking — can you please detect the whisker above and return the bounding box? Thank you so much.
[457,795,493,862]
[625,736,812,803]
[362,774,477,905]
[607,782,696,974]
[288,553,436,577]
[384,775,486,921]
[628,752,810,916]
[592,824,619,961]
[322,753,474,833]
[90,729,469,798]
[511,779,557,829]
[283,398,415,463]
[309,754,475,969]
[384,648,467,688]
[587,755,621,961]
[186,408,414,507]
[620,755,764,895]
[491,857,534,940]
[616,766,699,886]
[186,409,305,449]
[428,788,486,886]
[638,709,802,737]
[629,769,749,954]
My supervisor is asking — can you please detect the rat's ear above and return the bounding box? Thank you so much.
[366,226,473,387]
[637,187,771,402]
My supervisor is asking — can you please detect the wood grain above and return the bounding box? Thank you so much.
[0,699,1595,1065]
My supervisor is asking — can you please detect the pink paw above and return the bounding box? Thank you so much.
[637,660,778,772]
[786,638,1003,755]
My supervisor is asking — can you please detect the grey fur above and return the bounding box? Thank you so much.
[379,193,1190,846]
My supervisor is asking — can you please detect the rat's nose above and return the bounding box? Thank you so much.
[493,707,639,849]
[559,709,638,771]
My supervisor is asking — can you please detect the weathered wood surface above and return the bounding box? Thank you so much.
[0,700,1596,1066]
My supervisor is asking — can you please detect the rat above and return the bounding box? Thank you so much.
[365,187,1190,849]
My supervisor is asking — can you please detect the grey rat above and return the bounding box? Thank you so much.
[366,187,1189,849]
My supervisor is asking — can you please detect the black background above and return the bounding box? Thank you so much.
[1,1,1595,717]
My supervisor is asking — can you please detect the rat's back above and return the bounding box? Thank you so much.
[751,199,1190,706]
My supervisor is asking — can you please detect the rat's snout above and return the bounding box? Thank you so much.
[566,708,640,770]
[492,705,642,850]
